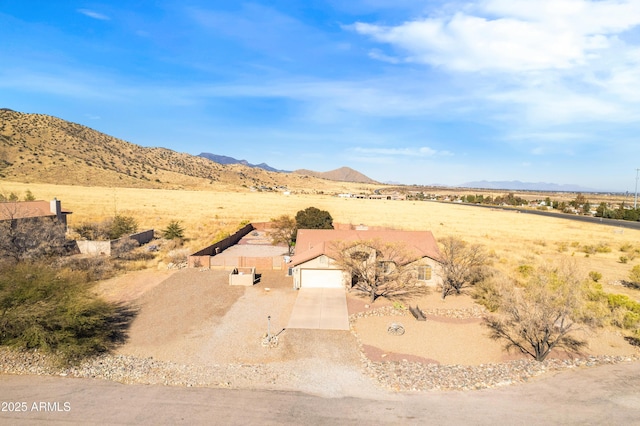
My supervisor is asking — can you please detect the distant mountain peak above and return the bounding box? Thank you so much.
[293,166,377,184]
[198,153,288,173]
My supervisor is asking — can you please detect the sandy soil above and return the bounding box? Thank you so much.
[92,267,638,397]
[99,268,639,366]
[351,291,637,364]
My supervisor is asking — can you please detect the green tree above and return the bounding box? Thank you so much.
[23,190,36,201]
[162,220,185,240]
[295,207,333,231]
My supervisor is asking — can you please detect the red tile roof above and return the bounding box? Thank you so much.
[0,200,71,221]
[291,228,442,266]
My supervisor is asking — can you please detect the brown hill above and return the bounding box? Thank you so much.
[293,167,377,184]
[0,110,377,193]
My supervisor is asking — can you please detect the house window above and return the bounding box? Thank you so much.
[287,267,293,276]
[377,261,394,274]
[417,265,432,281]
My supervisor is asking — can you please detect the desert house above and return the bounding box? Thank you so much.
[289,228,443,289]
[0,198,71,228]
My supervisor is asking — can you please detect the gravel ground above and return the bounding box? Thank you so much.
[2,268,639,396]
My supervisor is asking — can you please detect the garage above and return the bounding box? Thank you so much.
[300,269,344,289]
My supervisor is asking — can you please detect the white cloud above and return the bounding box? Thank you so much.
[368,49,401,64]
[352,146,451,157]
[77,9,110,21]
[353,0,640,72]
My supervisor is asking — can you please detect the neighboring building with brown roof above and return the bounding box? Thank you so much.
[289,228,443,289]
[0,199,72,228]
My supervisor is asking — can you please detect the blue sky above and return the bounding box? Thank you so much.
[2,1,640,191]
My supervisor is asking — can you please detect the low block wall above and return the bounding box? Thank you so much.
[229,267,256,286]
[76,240,111,256]
[76,229,154,256]
[188,224,255,267]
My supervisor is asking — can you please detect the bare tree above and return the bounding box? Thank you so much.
[483,262,594,362]
[439,236,487,299]
[332,239,427,303]
[269,214,297,255]
[0,217,67,263]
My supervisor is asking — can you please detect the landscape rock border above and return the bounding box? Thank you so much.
[1,303,638,393]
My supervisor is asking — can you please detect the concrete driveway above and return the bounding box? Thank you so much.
[287,288,349,330]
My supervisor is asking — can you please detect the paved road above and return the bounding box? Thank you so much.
[442,201,640,231]
[2,362,640,425]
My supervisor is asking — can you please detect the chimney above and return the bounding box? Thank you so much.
[50,198,62,222]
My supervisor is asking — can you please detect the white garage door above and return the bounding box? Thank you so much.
[300,269,343,288]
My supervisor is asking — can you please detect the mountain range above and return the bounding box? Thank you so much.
[198,153,288,173]
[0,109,376,191]
[0,109,600,194]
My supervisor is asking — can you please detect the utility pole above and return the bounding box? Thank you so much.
[635,169,640,208]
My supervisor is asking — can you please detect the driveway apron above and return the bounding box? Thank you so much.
[287,288,349,330]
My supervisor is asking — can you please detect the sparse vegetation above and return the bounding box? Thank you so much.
[74,215,138,241]
[0,217,67,263]
[588,271,602,282]
[0,263,135,364]
[162,220,185,241]
[630,265,640,285]
[483,262,598,362]
[439,237,488,299]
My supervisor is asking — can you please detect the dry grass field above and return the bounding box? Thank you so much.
[2,180,640,294]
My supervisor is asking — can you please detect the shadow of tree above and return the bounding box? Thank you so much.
[106,302,140,347]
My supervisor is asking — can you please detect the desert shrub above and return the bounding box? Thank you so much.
[588,271,602,282]
[483,261,599,361]
[581,245,596,255]
[595,243,611,254]
[630,265,640,284]
[162,220,185,240]
[55,256,116,281]
[620,256,629,264]
[111,238,140,259]
[472,278,505,312]
[108,215,138,240]
[620,243,634,252]
[75,215,138,241]
[517,264,534,277]
[0,263,134,364]
[606,294,640,330]
[167,248,190,265]
[556,242,569,253]
[74,222,110,240]
[0,218,67,262]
